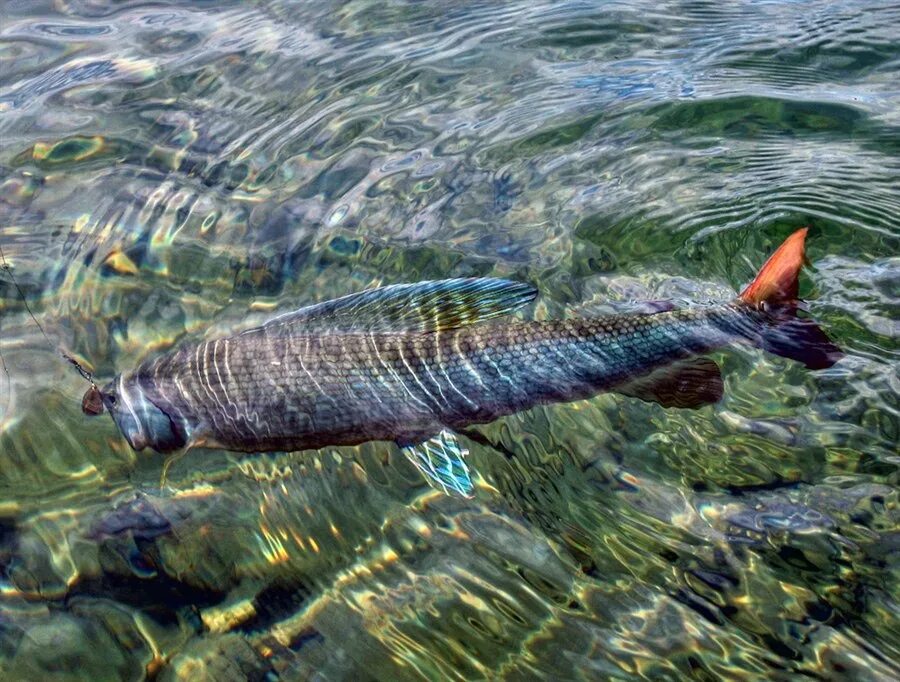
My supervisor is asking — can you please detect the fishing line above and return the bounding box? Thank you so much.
[0,283,9,421]
[0,241,97,416]
[0,241,19,419]
[0,242,52,346]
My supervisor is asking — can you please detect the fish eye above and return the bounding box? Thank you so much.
[107,394,117,405]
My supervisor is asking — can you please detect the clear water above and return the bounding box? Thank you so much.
[1,1,898,679]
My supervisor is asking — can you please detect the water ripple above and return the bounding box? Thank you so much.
[1,0,899,679]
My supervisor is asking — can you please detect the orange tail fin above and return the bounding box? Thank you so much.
[739,228,842,370]
[739,227,808,307]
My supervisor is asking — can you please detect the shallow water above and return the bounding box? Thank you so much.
[1,0,899,679]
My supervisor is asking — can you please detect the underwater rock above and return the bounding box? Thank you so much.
[160,633,270,682]
[3,611,142,682]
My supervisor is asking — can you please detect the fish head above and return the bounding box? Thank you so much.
[97,375,187,453]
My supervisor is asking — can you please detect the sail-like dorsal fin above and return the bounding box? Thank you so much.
[250,278,537,334]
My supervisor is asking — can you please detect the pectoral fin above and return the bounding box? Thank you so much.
[615,357,724,409]
[400,429,474,498]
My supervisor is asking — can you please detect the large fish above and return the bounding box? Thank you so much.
[84,229,841,496]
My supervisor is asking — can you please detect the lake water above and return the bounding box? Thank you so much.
[1,1,899,680]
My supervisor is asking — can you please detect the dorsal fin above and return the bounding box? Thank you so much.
[250,278,537,334]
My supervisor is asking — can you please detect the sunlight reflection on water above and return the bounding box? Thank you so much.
[1,0,899,679]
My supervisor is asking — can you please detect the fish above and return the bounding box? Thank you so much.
[85,228,841,497]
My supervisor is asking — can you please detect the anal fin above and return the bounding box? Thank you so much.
[615,357,724,409]
[401,429,474,498]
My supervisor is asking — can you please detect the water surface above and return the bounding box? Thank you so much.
[1,1,899,679]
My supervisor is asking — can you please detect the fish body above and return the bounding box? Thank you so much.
[91,229,841,495]
[109,304,750,453]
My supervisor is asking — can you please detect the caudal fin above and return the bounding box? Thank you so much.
[739,228,842,370]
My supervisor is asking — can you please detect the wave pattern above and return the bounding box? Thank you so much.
[1,1,899,679]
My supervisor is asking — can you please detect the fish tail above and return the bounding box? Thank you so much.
[738,227,842,370]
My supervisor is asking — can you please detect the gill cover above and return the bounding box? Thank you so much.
[102,376,188,453]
